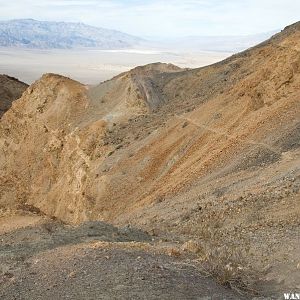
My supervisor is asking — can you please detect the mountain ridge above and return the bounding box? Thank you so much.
[0,19,143,49]
[0,74,28,117]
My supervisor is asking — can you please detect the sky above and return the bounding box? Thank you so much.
[0,0,299,38]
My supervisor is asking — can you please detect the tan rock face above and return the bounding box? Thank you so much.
[0,74,93,222]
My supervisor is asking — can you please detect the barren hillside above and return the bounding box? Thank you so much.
[0,75,28,117]
[0,22,299,298]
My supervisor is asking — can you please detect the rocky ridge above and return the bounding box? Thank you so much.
[0,75,28,117]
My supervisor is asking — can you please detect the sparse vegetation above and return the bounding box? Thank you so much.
[199,245,261,296]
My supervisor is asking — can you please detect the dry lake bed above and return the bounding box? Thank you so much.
[0,47,232,85]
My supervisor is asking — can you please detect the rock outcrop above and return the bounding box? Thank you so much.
[0,75,28,117]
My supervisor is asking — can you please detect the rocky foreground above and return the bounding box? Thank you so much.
[0,22,299,299]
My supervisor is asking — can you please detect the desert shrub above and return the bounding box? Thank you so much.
[200,244,261,296]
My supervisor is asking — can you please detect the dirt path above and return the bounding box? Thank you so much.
[176,115,282,155]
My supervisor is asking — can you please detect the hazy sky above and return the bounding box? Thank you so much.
[0,0,299,37]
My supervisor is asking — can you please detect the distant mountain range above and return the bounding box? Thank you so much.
[0,19,277,52]
[0,19,143,49]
